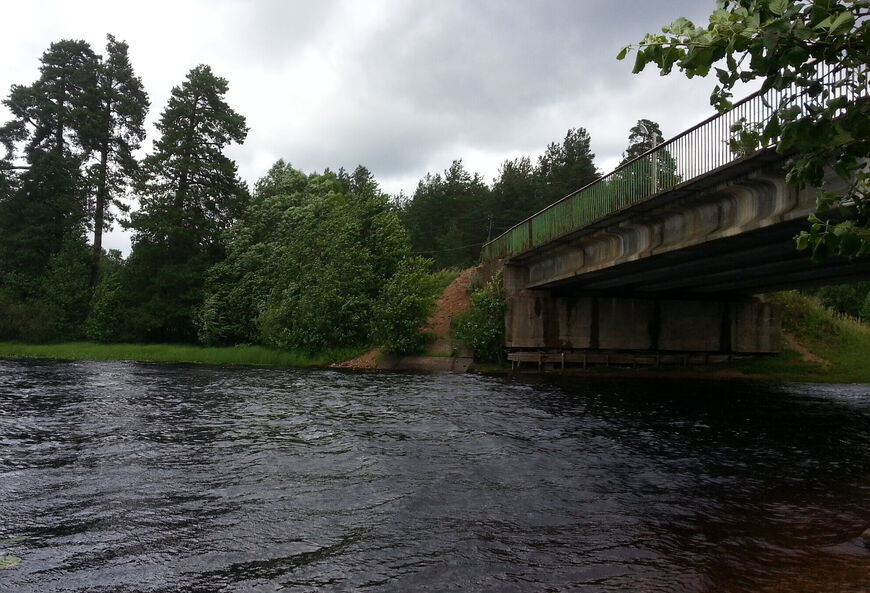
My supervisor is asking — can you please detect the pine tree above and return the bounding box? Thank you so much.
[402,160,491,269]
[124,64,248,342]
[0,40,97,291]
[490,156,540,235]
[620,119,664,165]
[85,34,148,287]
[536,127,598,206]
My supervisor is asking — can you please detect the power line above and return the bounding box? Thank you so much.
[410,241,486,255]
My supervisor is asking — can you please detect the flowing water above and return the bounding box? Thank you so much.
[1,359,869,592]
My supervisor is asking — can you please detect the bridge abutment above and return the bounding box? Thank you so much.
[504,264,781,356]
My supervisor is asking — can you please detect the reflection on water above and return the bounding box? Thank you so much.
[1,360,869,592]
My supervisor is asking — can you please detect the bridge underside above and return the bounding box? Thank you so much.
[503,158,870,357]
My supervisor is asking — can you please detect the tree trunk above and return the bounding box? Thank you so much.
[90,138,110,288]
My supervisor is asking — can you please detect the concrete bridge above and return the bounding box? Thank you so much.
[481,76,868,362]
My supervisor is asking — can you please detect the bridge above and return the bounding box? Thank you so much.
[481,67,868,364]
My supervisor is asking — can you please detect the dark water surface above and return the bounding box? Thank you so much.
[1,360,869,592]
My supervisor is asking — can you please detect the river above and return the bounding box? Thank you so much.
[1,359,869,592]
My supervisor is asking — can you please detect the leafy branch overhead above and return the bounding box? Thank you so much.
[618,0,870,260]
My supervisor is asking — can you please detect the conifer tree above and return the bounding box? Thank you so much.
[537,127,598,205]
[620,119,664,165]
[0,40,97,291]
[124,64,248,342]
[85,34,148,287]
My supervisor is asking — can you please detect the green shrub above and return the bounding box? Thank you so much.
[373,257,442,355]
[770,290,838,340]
[84,265,125,342]
[41,239,91,340]
[808,281,870,319]
[861,292,870,321]
[451,271,505,362]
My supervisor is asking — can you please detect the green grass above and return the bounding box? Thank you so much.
[732,291,870,383]
[0,341,367,368]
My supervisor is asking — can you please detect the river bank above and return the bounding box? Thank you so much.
[0,341,364,368]
[1,289,868,384]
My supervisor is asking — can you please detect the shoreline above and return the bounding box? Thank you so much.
[0,341,364,370]
[1,340,868,385]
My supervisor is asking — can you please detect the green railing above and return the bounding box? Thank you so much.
[481,63,856,261]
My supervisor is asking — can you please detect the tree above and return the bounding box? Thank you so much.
[198,163,410,351]
[451,271,506,363]
[131,64,248,250]
[808,280,870,318]
[489,156,541,235]
[620,119,664,165]
[0,40,97,288]
[614,119,680,198]
[618,0,870,260]
[83,250,126,341]
[85,34,148,287]
[124,64,248,342]
[537,127,599,204]
[336,164,377,195]
[373,256,443,354]
[402,160,492,269]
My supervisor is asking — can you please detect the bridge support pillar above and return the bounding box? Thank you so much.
[504,264,781,354]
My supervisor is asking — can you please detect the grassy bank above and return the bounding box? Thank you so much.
[1,292,868,382]
[0,341,366,368]
[733,291,870,383]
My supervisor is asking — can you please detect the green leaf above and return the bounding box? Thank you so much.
[828,11,855,34]
[795,232,809,250]
[0,556,21,570]
[632,50,649,74]
[769,0,788,16]
[763,115,781,139]
[811,237,830,262]
[616,46,629,60]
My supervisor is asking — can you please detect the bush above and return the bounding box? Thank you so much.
[41,239,92,340]
[84,257,126,342]
[810,281,870,319]
[373,257,442,355]
[197,164,410,352]
[451,271,505,362]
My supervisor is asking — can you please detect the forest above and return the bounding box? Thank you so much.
[4,36,863,356]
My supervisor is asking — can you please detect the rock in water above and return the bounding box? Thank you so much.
[863,527,870,550]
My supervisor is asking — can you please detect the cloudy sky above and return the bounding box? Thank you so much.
[1,0,734,253]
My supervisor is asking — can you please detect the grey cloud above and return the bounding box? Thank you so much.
[270,0,720,182]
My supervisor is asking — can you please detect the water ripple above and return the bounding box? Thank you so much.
[1,360,869,591]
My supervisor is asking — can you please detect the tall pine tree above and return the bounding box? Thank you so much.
[123,64,248,342]
[0,40,97,294]
[620,119,664,165]
[84,34,148,287]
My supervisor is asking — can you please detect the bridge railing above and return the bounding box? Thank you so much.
[480,62,857,261]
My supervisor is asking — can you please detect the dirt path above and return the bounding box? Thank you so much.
[783,331,832,368]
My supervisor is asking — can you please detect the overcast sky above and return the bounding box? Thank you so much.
[1,0,735,253]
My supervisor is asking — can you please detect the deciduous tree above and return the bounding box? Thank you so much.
[198,162,409,351]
